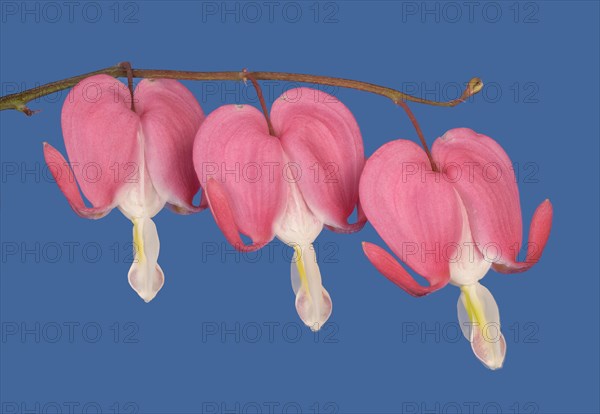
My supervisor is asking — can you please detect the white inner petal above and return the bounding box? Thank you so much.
[275,181,332,330]
[118,130,165,220]
[275,181,323,246]
[449,191,491,286]
[291,244,332,331]
[128,216,165,303]
[457,283,506,370]
[116,129,166,303]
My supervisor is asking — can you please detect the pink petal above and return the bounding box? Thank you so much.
[493,199,553,273]
[360,139,462,293]
[203,178,268,252]
[432,128,541,269]
[43,143,112,219]
[362,242,446,296]
[325,201,366,234]
[61,74,139,209]
[193,104,287,249]
[271,88,365,232]
[135,79,205,213]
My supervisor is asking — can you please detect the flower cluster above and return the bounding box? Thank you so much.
[44,75,552,370]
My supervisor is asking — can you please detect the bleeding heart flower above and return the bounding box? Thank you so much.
[194,87,365,330]
[43,74,205,302]
[360,128,553,369]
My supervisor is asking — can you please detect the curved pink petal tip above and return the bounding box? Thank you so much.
[493,199,553,273]
[362,242,448,297]
[43,142,113,219]
[325,201,367,234]
[204,178,268,253]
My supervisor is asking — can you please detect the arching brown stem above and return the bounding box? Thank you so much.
[0,64,483,116]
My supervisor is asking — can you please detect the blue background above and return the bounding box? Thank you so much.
[1,1,598,413]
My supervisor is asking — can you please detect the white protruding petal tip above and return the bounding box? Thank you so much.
[295,286,332,331]
[472,330,506,370]
[128,263,165,303]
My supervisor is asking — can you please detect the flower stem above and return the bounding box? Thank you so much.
[0,64,483,116]
[119,62,136,112]
[395,100,438,172]
[243,69,275,136]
